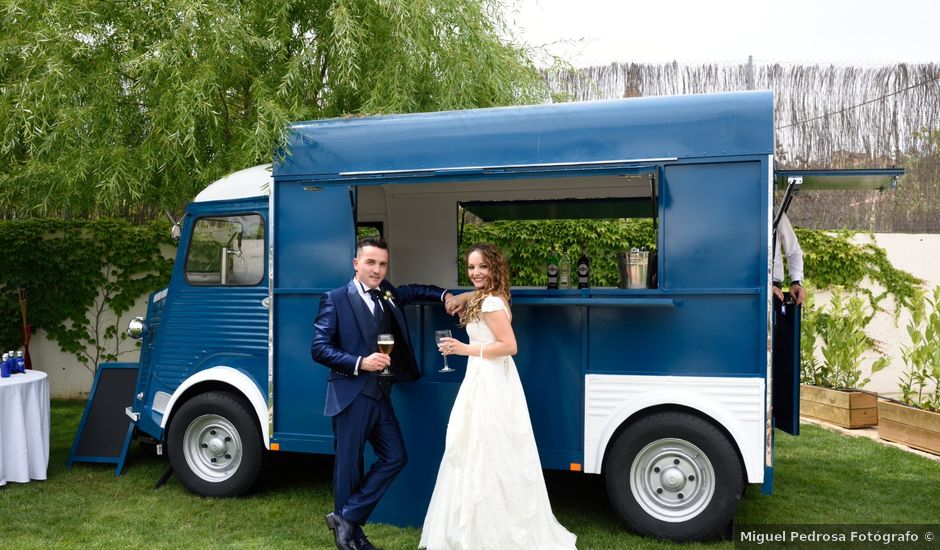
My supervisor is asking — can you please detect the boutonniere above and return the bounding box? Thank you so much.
[383,290,395,305]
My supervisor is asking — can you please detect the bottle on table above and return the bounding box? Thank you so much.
[559,250,572,289]
[547,248,560,289]
[577,245,591,289]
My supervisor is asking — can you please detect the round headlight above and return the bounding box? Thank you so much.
[128,316,148,339]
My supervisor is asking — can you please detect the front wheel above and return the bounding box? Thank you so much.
[604,411,744,542]
[167,391,262,497]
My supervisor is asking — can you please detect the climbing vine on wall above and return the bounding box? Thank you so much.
[795,228,921,312]
[460,219,656,287]
[0,219,174,373]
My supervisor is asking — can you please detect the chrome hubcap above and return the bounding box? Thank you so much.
[630,438,715,522]
[183,414,243,482]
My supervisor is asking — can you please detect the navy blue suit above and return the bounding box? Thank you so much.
[311,279,445,524]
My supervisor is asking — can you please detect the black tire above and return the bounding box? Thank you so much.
[604,411,744,542]
[167,391,262,497]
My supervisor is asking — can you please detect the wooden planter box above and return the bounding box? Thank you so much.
[800,384,878,428]
[878,399,940,456]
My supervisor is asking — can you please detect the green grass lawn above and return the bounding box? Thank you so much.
[1,400,938,549]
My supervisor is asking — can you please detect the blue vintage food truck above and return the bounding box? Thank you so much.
[123,91,901,541]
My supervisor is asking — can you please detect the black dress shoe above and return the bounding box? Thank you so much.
[325,513,358,550]
[353,524,380,550]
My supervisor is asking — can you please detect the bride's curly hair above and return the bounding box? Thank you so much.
[459,243,511,327]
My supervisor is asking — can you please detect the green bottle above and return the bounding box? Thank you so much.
[559,249,571,289]
[547,248,559,289]
[577,245,590,289]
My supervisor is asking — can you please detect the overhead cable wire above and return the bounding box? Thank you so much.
[780,71,940,129]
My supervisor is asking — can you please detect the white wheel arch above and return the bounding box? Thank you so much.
[160,366,271,450]
[584,375,765,483]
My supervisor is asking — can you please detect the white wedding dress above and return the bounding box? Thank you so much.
[419,295,577,550]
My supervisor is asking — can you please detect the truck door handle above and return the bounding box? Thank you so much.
[262,297,270,309]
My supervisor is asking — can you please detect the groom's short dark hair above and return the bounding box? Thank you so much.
[356,236,388,255]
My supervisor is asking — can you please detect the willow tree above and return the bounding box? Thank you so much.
[0,0,546,218]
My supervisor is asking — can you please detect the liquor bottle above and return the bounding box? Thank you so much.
[547,248,559,289]
[577,245,591,289]
[559,250,572,289]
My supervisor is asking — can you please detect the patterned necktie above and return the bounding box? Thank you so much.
[368,289,384,325]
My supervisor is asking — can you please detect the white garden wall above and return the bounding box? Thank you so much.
[27,292,151,398]
[839,233,940,398]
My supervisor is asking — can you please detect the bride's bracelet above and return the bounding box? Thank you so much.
[479,344,484,359]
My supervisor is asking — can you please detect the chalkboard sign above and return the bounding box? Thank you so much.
[68,363,139,476]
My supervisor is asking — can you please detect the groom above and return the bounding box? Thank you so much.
[311,237,455,550]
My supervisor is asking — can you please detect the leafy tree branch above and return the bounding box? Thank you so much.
[1,0,547,218]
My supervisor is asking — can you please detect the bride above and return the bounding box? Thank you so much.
[420,243,577,550]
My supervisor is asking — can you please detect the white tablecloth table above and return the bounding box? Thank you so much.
[0,370,50,486]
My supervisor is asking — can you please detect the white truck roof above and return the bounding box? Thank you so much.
[193,164,272,202]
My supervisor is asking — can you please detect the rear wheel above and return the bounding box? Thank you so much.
[167,391,262,497]
[604,411,744,541]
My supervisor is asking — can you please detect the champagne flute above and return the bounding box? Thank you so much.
[434,330,455,373]
[377,333,395,377]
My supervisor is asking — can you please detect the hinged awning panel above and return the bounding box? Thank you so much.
[774,169,904,191]
[461,197,655,221]
[459,166,658,221]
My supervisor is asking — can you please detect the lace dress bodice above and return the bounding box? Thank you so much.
[464,295,510,346]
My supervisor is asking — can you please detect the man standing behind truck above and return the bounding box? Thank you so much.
[311,237,455,550]
[773,212,806,305]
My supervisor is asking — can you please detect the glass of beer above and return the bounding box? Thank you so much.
[377,333,395,377]
[434,330,455,373]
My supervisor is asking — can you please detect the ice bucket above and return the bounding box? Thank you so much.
[627,248,649,289]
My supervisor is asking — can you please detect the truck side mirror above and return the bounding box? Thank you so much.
[166,212,182,240]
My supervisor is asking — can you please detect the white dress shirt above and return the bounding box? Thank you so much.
[773,212,804,284]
